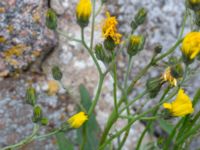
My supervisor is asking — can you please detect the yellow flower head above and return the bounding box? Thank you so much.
[163,89,194,117]
[102,12,122,44]
[67,112,88,128]
[162,67,177,86]
[76,0,92,27]
[181,32,200,60]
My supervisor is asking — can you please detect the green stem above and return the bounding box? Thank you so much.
[90,0,96,50]
[113,61,118,114]
[95,2,103,17]
[135,86,170,150]
[81,27,102,75]
[2,124,40,150]
[80,124,87,150]
[88,74,105,116]
[34,129,60,140]
[56,29,82,43]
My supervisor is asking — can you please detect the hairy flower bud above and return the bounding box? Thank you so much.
[131,8,147,30]
[95,43,111,63]
[104,37,116,51]
[32,105,43,123]
[41,117,49,126]
[127,35,145,57]
[52,66,63,81]
[146,77,163,98]
[25,87,37,106]
[154,43,163,54]
[46,9,57,30]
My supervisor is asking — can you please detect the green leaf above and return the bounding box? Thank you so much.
[158,119,173,134]
[193,88,200,107]
[56,132,74,150]
[77,84,101,150]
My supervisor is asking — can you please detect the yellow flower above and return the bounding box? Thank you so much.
[162,67,177,86]
[127,35,145,56]
[102,12,122,44]
[163,89,194,117]
[181,32,200,60]
[76,0,92,27]
[67,112,88,128]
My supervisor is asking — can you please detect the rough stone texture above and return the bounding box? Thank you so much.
[0,0,57,77]
[1,0,200,150]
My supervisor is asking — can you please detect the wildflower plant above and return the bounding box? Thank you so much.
[3,0,200,150]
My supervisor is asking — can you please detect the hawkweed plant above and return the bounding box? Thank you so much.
[2,0,200,150]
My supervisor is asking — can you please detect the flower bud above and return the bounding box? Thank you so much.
[76,0,92,28]
[170,64,183,79]
[41,117,49,126]
[52,66,62,81]
[154,43,162,54]
[104,37,116,51]
[32,105,43,123]
[95,43,111,63]
[46,9,57,30]
[95,44,105,61]
[25,87,37,106]
[127,35,145,57]
[131,8,147,30]
[146,77,163,98]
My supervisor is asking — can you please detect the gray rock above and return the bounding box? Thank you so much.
[0,0,57,77]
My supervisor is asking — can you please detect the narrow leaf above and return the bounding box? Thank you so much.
[56,132,74,150]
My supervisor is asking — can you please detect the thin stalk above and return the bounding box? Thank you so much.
[56,29,82,43]
[81,27,102,75]
[90,0,96,50]
[88,74,105,116]
[113,62,118,114]
[2,124,40,150]
[80,124,87,150]
[34,129,60,140]
[95,2,103,17]
[135,86,170,150]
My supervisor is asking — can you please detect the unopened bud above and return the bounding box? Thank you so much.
[171,64,183,79]
[154,43,162,54]
[127,35,145,57]
[25,87,37,106]
[32,105,43,123]
[146,77,163,98]
[52,66,62,81]
[104,37,116,51]
[46,9,57,30]
[41,117,49,126]
[131,8,147,30]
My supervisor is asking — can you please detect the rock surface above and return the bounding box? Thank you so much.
[0,0,57,77]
